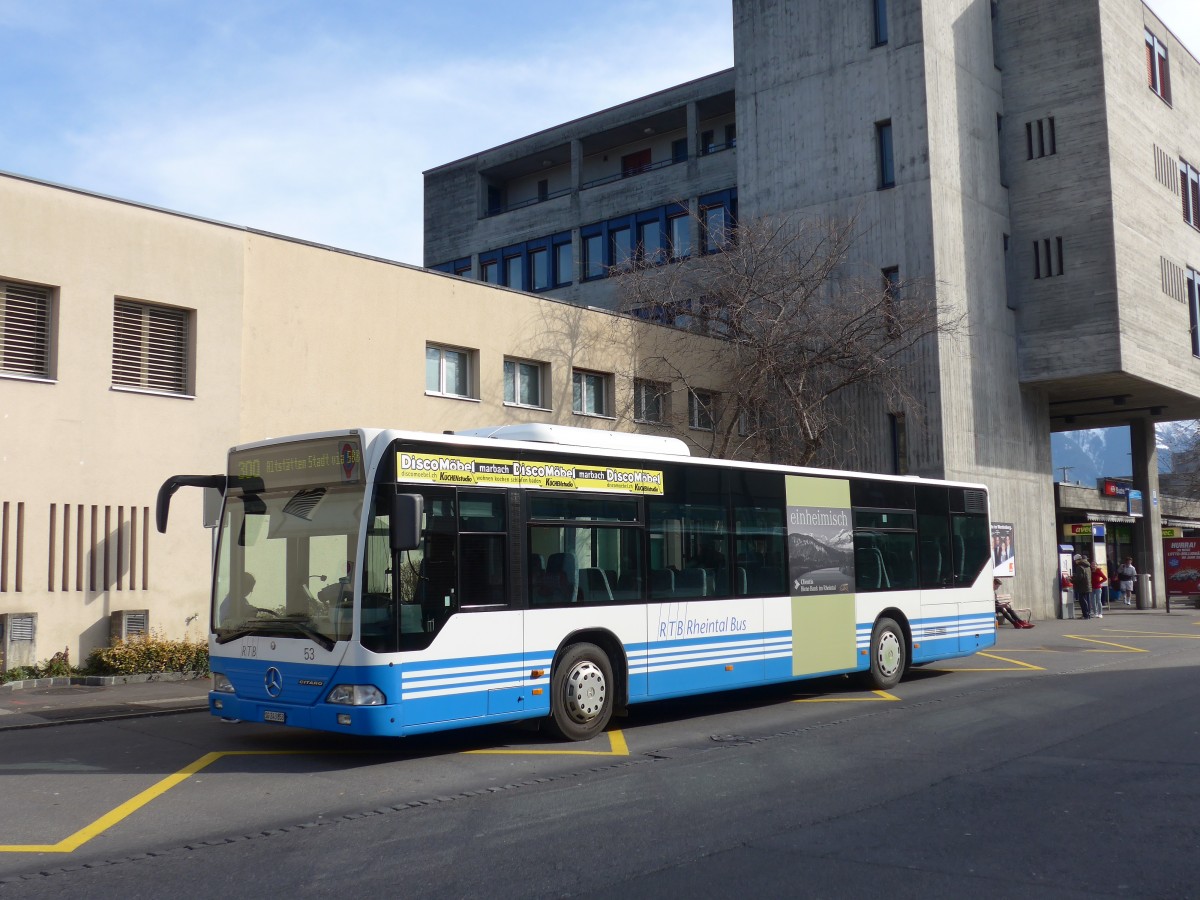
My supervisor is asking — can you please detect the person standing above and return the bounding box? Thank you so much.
[1091,564,1108,619]
[1072,554,1094,619]
[1116,557,1137,606]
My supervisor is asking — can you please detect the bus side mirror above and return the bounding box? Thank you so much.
[156,474,227,533]
[390,493,424,551]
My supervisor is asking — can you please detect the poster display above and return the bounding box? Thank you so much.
[991,521,1015,577]
[785,476,856,677]
[1163,537,1200,596]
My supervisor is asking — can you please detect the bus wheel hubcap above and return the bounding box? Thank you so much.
[565,661,606,724]
[877,632,901,678]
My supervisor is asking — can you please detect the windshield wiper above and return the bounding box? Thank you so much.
[215,616,336,651]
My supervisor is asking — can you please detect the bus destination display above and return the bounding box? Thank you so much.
[230,437,363,491]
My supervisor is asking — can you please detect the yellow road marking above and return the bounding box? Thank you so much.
[1064,635,1148,652]
[928,651,1045,672]
[465,728,629,756]
[1096,629,1200,639]
[0,750,295,854]
[792,689,899,703]
[0,731,633,854]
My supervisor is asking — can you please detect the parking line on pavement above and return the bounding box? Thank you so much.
[929,651,1045,672]
[1096,629,1200,639]
[792,689,900,703]
[464,729,629,756]
[0,750,297,854]
[1064,635,1148,652]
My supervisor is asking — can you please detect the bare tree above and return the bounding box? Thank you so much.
[613,211,963,467]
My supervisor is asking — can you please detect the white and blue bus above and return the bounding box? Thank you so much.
[157,424,995,741]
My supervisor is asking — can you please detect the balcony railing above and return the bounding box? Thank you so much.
[483,142,734,218]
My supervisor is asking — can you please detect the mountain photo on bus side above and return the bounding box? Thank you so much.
[786,476,854,595]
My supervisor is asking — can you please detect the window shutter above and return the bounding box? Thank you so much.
[1183,166,1191,224]
[1145,39,1155,88]
[1191,176,1200,228]
[1159,51,1171,103]
[112,300,190,393]
[0,282,51,377]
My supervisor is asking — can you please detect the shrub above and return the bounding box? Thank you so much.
[85,634,209,676]
[1,648,76,683]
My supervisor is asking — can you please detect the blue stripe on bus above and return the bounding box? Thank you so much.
[212,614,994,730]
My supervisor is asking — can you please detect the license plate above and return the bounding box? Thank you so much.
[263,710,286,724]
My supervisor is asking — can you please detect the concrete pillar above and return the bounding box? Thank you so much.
[571,139,583,192]
[686,101,699,164]
[1130,417,1164,607]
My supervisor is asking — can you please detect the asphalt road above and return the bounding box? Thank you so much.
[0,610,1197,898]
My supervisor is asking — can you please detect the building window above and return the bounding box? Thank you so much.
[554,239,573,287]
[480,259,499,284]
[537,179,549,202]
[890,412,909,475]
[725,123,737,149]
[997,115,1006,186]
[669,214,693,260]
[572,370,610,417]
[1182,161,1200,230]
[633,379,667,423]
[1033,237,1064,280]
[112,299,191,395]
[697,192,737,254]
[882,266,901,337]
[504,358,545,408]
[672,138,688,163]
[1145,29,1171,104]
[486,185,504,216]
[701,129,715,154]
[637,219,663,265]
[873,0,888,46]
[583,232,605,280]
[1,280,52,379]
[610,226,633,270]
[1189,268,1200,358]
[1026,117,1057,159]
[877,120,895,189]
[621,148,651,176]
[504,255,523,290]
[530,247,550,291]
[425,344,473,398]
[688,389,715,431]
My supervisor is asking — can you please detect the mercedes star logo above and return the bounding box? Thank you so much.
[264,666,283,698]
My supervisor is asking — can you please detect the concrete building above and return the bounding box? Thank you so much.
[423,0,1200,615]
[0,172,727,663]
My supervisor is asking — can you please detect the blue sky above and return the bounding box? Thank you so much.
[0,1,1194,266]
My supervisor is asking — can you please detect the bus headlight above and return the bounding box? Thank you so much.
[212,673,236,693]
[326,684,386,706]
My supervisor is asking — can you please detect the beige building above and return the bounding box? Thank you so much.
[0,172,724,664]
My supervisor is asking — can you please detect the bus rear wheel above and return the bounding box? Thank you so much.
[546,643,613,742]
[867,617,906,690]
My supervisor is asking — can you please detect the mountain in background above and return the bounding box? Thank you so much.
[1051,423,1196,486]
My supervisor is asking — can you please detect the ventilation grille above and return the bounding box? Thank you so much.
[964,490,988,514]
[8,614,35,642]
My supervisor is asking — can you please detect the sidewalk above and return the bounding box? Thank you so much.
[0,674,211,731]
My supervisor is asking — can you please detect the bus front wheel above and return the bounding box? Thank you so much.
[867,617,906,690]
[546,643,613,742]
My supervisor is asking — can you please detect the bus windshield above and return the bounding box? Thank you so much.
[214,485,363,648]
